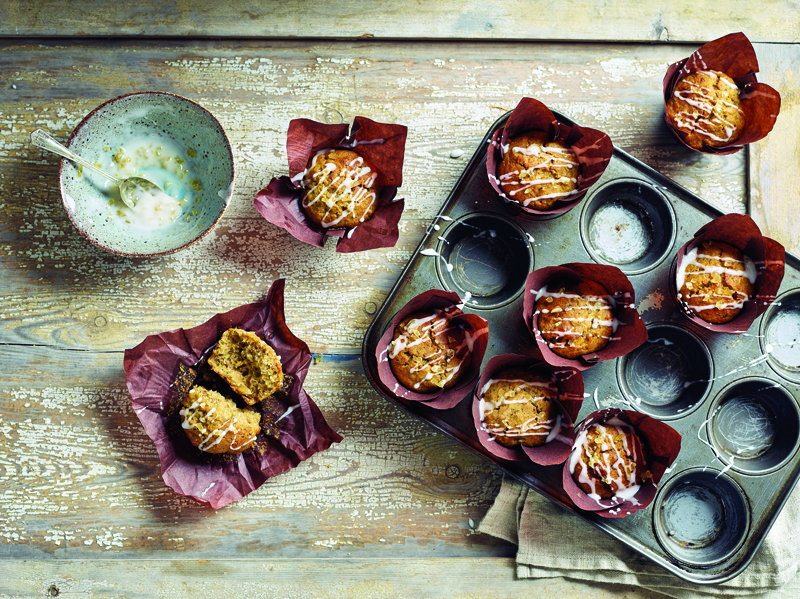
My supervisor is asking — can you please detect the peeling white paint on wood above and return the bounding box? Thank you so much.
[1,0,797,43]
[0,33,784,587]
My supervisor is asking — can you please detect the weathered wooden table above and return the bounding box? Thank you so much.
[1,3,798,597]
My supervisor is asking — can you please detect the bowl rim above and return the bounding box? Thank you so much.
[58,91,236,257]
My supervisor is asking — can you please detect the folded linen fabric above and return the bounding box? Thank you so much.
[478,477,800,598]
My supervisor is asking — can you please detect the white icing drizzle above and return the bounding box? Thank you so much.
[388,309,469,390]
[500,142,579,206]
[342,137,385,148]
[302,149,377,228]
[479,376,561,442]
[533,285,620,350]
[180,395,254,452]
[568,418,643,504]
[672,71,744,144]
[676,247,756,314]
[275,403,301,423]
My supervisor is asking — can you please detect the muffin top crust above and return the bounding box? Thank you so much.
[301,148,380,228]
[667,70,744,149]
[497,131,579,210]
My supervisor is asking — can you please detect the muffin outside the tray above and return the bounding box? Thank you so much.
[389,309,469,393]
[301,148,381,228]
[180,386,261,454]
[569,418,651,500]
[666,70,745,150]
[480,367,560,448]
[497,131,579,210]
[676,240,756,324]
[534,279,616,359]
[207,328,284,405]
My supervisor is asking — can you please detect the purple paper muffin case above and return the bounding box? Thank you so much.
[670,213,785,334]
[254,116,407,253]
[562,408,682,519]
[486,97,613,220]
[123,279,342,509]
[522,263,648,371]
[472,352,584,466]
[375,289,489,410]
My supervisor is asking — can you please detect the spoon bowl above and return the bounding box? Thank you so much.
[31,128,165,210]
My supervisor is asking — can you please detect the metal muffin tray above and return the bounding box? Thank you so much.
[362,111,800,584]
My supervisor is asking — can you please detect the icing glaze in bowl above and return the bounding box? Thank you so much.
[59,92,234,256]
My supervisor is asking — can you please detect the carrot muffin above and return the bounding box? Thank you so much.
[569,419,651,500]
[180,386,261,454]
[208,328,283,405]
[666,70,744,149]
[497,131,579,210]
[301,148,381,228]
[389,309,468,392]
[676,240,756,324]
[535,280,616,359]
[480,367,560,448]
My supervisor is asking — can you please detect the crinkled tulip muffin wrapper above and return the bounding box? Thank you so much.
[124,279,342,509]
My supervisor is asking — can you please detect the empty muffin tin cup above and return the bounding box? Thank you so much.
[434,212,533,309]
[760,289,800,384]
[580,178,676,275]
[706,377,800,475]
[654,468,750,567]
[617,323,713,419]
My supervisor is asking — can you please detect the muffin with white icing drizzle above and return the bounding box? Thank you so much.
[300,148,381,228]
[676,240,756,324]
[389,309,468,393]
[479,367,560,448]
[496,131,579,210]
[180,386,261,454]
[208,328,283,405]
[569,418,651,500]
[666,70,744,150]
[535,279,616,359]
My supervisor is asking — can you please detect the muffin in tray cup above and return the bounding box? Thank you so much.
[663,32,781,154]
[254,116,407,252]
[472,352,584,466]
[123,279,342,509]
[376,289,489,410]
[671,213,785,334]
[563,408,682,519]
[486,97,613,220]
[523,263,648,371]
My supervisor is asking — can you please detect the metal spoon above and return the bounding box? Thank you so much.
[31,128,163,210]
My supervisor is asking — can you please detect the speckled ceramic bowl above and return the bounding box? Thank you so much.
[59,92,234,256]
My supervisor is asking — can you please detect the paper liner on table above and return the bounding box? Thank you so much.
[562,408,681,519]
[670,213,785,334]
[485,97,613,220]
[254,116,407,252]
[123,279,342,509]
[471,352,584,466]
[522,263,648,371]
[375,289,489,410]
[663,32,781,155]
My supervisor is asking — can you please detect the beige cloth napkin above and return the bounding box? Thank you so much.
[478,477,800,598]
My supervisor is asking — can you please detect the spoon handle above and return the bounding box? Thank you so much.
[30,129,123,185]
